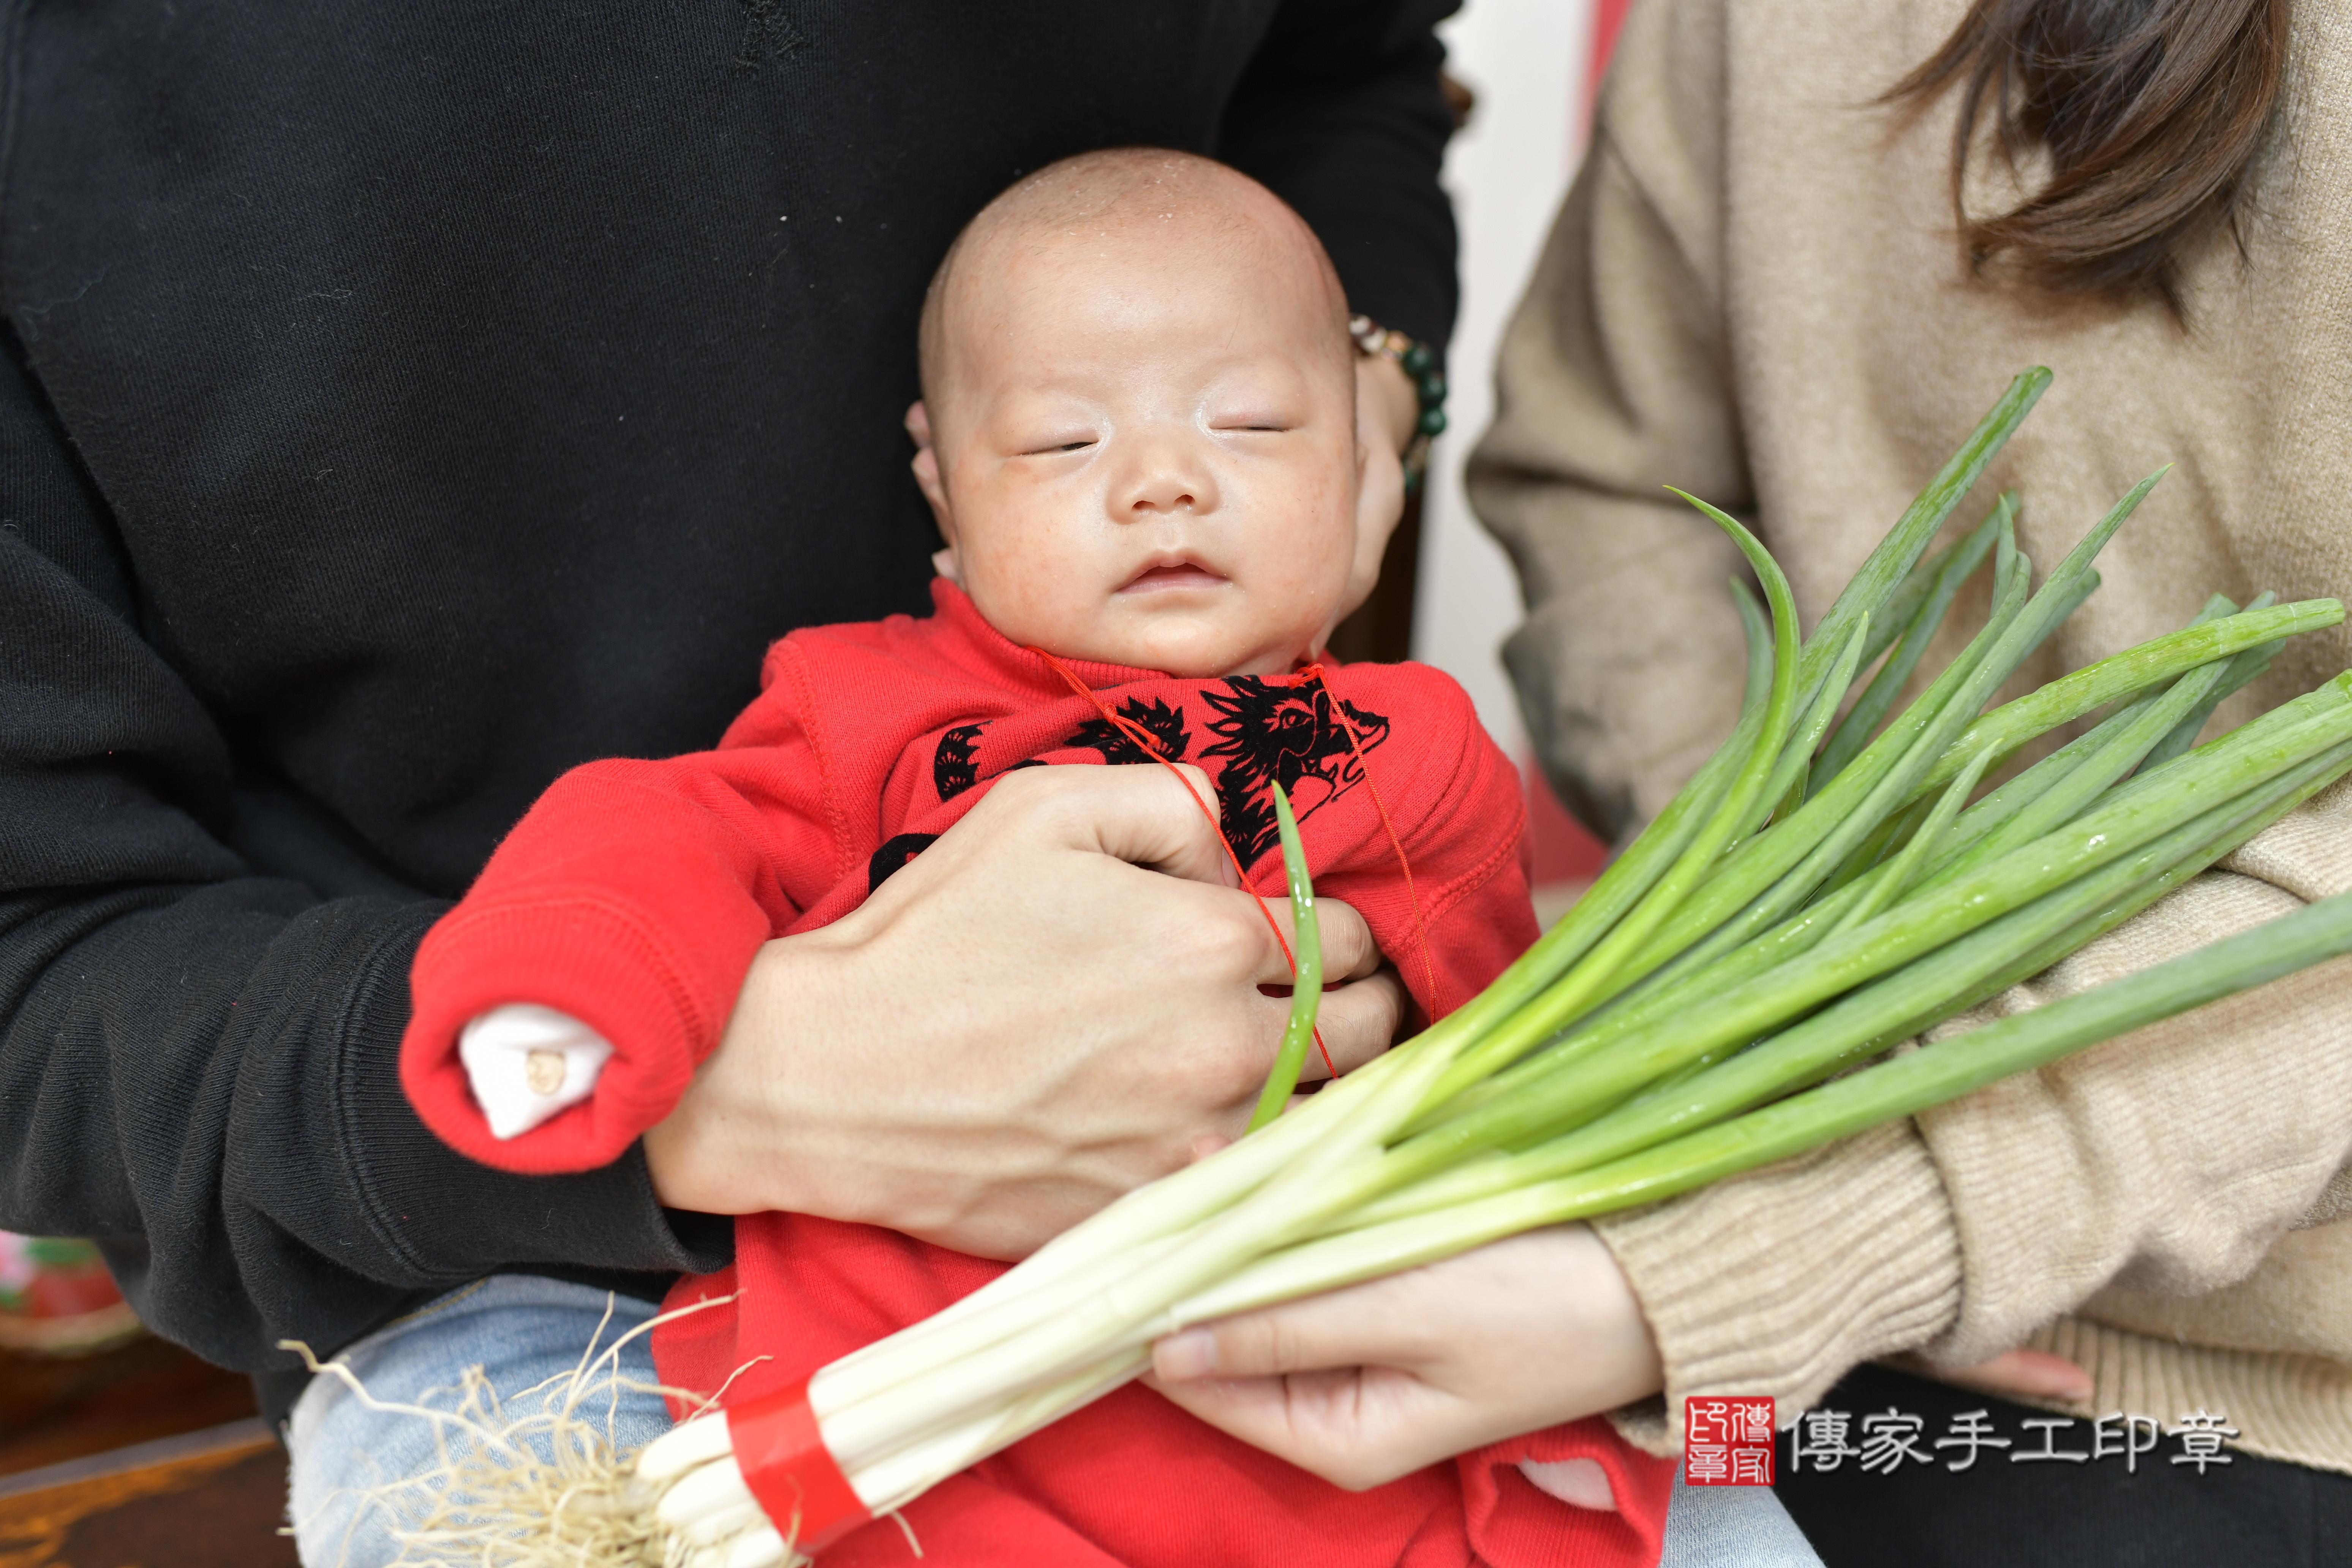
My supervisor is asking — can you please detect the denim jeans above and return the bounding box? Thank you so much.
[1661,1464,1823,1566]
[288,1275,1822,1568]
[286,1274,675,1568]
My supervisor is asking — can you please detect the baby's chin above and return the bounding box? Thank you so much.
[1076,608,1321,680]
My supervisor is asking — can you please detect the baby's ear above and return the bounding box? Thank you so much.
[906,400,955,532]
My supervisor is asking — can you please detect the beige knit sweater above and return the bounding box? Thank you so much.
[1466,0,2352,1472]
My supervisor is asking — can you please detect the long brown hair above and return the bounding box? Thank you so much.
[1889,0,2292,308]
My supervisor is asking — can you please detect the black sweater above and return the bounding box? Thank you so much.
[0,0,1458,1381]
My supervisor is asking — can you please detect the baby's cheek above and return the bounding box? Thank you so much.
[1253,524,1358,644]
[963,540,1084,644]
[994,574,1094,649]
[1287,487,1365,595]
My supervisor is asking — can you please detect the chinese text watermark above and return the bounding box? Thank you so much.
[1683,1399,2241,1486]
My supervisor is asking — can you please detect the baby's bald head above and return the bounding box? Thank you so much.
[902,150,1379,680]
[917,149,1353,429]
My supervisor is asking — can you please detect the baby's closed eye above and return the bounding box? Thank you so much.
[1019,432,1099,455]
[1208,404,1302,435]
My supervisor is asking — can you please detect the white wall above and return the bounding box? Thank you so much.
[1413,0,1595,755]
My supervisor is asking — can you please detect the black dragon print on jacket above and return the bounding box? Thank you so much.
[933,723,985,800]
[913,680,1391,884]
[1202,678,1391,867]
[867,831,939,893]
[1063,697,1193,768]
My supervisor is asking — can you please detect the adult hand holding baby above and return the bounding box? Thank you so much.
[643,759,1404,1260]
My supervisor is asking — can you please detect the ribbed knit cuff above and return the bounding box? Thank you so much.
[1592,1121,1963,1451]
[2021,1316,2352,1477]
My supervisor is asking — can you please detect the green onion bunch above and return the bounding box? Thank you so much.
[634,368,2352,1568]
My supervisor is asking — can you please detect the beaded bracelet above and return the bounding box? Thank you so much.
[1348,313,1448,492]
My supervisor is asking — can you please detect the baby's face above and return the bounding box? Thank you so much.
[913,201,1364,678]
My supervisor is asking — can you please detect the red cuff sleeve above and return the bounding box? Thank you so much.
[400,757,810,1173]
[401,891,766,1172]
[1459,1418,1675,1568]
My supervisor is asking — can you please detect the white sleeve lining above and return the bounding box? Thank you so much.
[457,1003,614,1139]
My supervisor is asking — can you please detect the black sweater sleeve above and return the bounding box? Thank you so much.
[1220,0,1462,358]
[0,330,726,1372]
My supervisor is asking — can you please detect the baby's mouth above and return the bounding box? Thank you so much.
[1119,559,1229,594]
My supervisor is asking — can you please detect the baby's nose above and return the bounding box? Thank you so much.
[1129,480,1199,515]
[1113,427,1220,519]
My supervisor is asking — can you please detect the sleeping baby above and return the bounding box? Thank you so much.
[399,148,1673,1567]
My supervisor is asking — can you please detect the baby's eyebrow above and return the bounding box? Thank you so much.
[984,374,1111,404]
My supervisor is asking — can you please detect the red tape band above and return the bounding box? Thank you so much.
[727,1379,871,1554]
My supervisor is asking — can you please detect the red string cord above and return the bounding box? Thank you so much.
[1294,664,1442,1017]
[1031,648,1337,1079]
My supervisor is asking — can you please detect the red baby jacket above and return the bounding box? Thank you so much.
[399,580,1671,1566]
